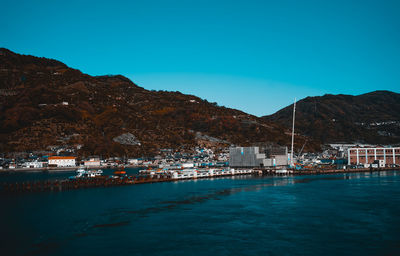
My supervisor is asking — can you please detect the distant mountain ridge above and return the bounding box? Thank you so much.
[263,91,400,145]
[2,48,397,157]
[0,48,307,157]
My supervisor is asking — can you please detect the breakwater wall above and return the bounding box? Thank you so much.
[2,167,400,193]
[0,171,255,193]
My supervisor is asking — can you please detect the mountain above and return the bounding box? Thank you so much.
[263,91,400,145]
[0,48,312,157]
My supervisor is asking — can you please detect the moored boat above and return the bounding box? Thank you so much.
[74,168,103,178]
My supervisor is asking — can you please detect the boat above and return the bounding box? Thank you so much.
[91,169,103,176]
[113,166,126,176]
[75,168,103,178]
[76,168,86,173]
[113,170,126,175]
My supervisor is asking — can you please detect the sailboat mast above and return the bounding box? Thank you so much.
[290,98,296,167]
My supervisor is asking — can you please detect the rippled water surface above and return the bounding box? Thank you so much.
[1,171,400,256]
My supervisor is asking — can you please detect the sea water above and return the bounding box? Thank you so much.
[1,171,400,255]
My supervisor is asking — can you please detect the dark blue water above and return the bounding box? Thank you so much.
[1,171,400,256]
[0,167,143,183]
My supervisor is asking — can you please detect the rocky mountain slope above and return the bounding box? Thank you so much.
[1,48,310,157]
[263,91,400,145]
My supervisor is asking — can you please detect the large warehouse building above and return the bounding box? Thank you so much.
[229,146,289,168]
[348,147,400,166]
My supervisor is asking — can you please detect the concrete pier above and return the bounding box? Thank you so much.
[2,167,400,193]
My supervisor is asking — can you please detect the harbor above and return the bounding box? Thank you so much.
[0,167,255,193]
[2,166,400,193]
[2,2,400,254]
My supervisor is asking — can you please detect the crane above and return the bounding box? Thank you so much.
[298,139,307,158]
[290,98,296,167]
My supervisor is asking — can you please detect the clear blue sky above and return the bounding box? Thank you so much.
[2,0,399,116]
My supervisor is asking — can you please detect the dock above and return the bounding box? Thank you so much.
[2,167,400,193]
[0,168,256,193]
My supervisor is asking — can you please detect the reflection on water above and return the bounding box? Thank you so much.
[89,174,377,228]
[343,170,394,180]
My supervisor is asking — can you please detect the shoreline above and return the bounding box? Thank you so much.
[255,166,400,176]
[0,165,143,173]
[1,167,400,194]
[1,165,399,175]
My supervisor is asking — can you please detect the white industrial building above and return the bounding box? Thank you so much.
[229,146,289,168]
[48,156,76,167]
[22,160,45,168]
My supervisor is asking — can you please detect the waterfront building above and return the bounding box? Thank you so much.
[48,156,76,167]
[84,157,101,167]
[229,147,265,168]
[181,162,195,168]
[229,146,289,168]
[348,147,400,166]
[128,159,139,165]
[22,160,45,168]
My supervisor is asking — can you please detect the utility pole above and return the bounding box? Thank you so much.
[290,98,296,167]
